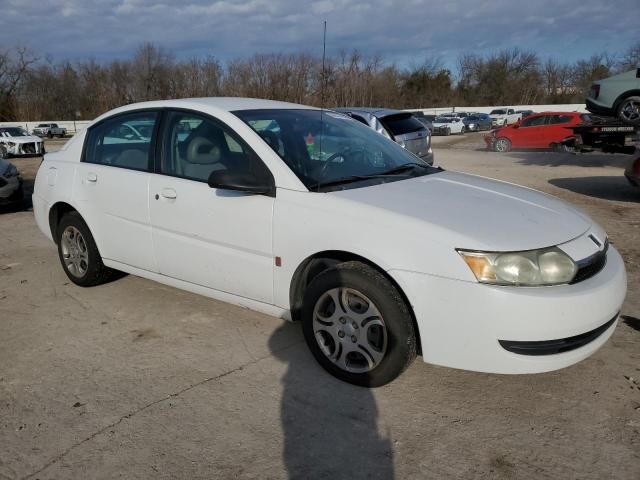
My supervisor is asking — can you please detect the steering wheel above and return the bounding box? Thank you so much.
[317,151,348,180]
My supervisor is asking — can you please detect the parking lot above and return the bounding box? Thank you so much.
[1,134,639,479]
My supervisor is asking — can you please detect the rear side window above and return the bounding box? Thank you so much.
[549,115,573,125]
[380,114,424,137]
[521,116,547,127]
[84,111,158,171]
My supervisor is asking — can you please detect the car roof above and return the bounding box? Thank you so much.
[333,107,406,118]
[93,97,318,124]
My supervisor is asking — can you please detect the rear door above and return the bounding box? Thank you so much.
[74,110,158,271]
[546,114,576,145]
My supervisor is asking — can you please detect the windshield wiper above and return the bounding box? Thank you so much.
[376,162,431,176]
[309,163,432,190]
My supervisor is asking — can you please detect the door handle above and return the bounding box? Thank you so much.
[86,173,97,183]
[160,188,177,199]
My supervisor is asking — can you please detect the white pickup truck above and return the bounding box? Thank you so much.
[32,123,67,138]
[489,108,522,127]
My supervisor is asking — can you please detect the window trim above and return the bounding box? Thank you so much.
[80,108,162,173]
[154,108,276,194]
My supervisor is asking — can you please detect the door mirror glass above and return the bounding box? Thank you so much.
[207,170,275,197]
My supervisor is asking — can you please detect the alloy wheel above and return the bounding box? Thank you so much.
[312,287,388,373]
[619,98,640,123]
[60,226,89,277]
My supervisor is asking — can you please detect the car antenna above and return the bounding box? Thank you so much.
[317,20,327,192]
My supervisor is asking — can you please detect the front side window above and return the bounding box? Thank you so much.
[84,111,158,171]
[520,116,547,127]
[234,109,438,190]
[161,111,269,183]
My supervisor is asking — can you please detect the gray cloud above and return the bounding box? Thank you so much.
[1,0,638,67]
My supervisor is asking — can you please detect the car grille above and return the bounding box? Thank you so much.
[20,143,36,154]
[569,240,608,284]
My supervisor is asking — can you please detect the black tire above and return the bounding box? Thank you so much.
[445,127,451,136]
[460,126,466,134]
[493,137,512,152]
[616,96,640,125]
[47,132,53,139]
[301,261,417,387]
[56,211,116,287]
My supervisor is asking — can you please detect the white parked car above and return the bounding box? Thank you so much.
[32,98,627,387]
[0,127,45,157]
[431,116,466,135]
[489,108,522,127]
[32,123,67,138]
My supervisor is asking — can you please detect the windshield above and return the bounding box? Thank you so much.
[0,127,28,137]
[490,109,506,115]
[234,109,438,191]
[434,117,453,123]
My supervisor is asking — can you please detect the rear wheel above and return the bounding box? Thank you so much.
[301,261,417,387]
[57,212,116,287]
[494,137,512,152]
[617,96,640,125]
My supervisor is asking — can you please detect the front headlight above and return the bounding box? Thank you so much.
[457,247,578,286]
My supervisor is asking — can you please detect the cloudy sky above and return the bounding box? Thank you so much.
[1,0,638,69]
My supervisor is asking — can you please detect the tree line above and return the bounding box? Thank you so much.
[0,41,638,122]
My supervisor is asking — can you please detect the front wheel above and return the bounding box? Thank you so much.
[617,96,640,125]
[57,212,116,287]
[444,127,451,136]
[493,137,512,152]
[301,261,417,387]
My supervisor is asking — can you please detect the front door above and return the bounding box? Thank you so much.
[149,110,275,304]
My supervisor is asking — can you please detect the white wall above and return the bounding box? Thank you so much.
[406,104,587,115]
[0,120,91,134]
[1,104,588,133]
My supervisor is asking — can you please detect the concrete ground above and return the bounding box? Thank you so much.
[1,135,639,479]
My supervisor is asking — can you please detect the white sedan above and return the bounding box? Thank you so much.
[0,126,45,157]
[431,117,466,135]
[32,98,626,387]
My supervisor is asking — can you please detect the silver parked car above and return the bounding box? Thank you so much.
[587,68,640,125]
[0,157,23,206]
[334,108,433,164]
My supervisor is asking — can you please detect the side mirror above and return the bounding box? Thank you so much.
[207,169,275,197]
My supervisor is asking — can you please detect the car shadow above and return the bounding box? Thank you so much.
[622,315,640,333]
[268,321,395,479]
[511,151,634,168]
[548,176,639,203]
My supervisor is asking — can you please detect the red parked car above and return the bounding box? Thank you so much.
[485,112,590,152]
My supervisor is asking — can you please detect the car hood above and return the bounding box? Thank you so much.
[3,135,42,143]
[330,170,591,252]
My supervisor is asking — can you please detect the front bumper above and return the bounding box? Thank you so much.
[586,98,614,117]
[6,141,44,156]
[390,245,626,374]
